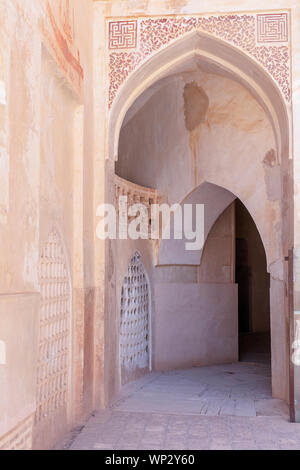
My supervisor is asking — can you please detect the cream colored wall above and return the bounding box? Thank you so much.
[33,49,79,450]
[290,0,300,423]
[0,1,40,295]
[117,72,278,265]
[152,204,238,371]
[0,0,41,449]
[36,0,95,448]
[0,0,299,449]
[113,200,236,380]
[154,283,238,370]
[198,204,235,284]
[158,182,236,266]
[0,294,39,441]
[0,0,95,450]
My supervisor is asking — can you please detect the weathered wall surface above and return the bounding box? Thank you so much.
[152,205,237,371]
[0,0,94,450]
[158,182,236,266]
[153,283,238,370]
[117,72,279,266]
[198,204,235,284]
[0,294,38,446]
[33,49,79,450]
[0,1,40,295]
[0,0,42,450]
[0,0,299,449]
[114,180,157,386]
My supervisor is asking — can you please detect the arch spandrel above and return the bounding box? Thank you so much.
[109,30,290,164]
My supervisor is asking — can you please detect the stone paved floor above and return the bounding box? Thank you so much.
[111,362,286,417]
[59,363,300,450]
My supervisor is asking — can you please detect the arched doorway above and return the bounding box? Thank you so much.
[107,29,293,414]
[154,193,271,372]
[235,199,271,364]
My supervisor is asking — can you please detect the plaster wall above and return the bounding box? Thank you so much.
[158,181,236,266]
[0,0,299,449]
[117,71,279,267]
[152,205,237,371]
[153,283,238,370]
[270,278,289,400]
[198,203,235,284]
[33,49,79,450]
[113,203,236,381]
[0,0,95,449]
[0,294,39,442]
[0,0,42,450]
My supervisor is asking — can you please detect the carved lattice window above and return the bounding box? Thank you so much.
[35,231,71,423]
[120,252,149,370]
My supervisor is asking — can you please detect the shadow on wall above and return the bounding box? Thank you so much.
[235,199,270,335]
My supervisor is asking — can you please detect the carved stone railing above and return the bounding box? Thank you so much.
[115,174,159,238]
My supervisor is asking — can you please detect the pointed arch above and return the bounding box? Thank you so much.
[109,30,289,164]
[158,181,276,270]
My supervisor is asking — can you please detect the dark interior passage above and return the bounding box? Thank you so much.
[235,200,271,363]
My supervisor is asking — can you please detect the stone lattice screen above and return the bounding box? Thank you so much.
[120,252,150,371]
[35,231,71,424]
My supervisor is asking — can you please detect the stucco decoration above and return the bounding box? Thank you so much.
[108,12,290,108]
[35,231,71,424]
[257,13,288,43]
[109,20,138,49]
[115,174,158,239]
[120,252,149,371]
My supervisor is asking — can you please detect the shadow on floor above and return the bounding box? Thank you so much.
[239,332,271,364]
[57,362,291,451]
[109,361,287,418]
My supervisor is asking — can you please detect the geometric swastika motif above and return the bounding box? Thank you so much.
[108,13,291,107]
[109,20,137,49]
[257,13,288,43]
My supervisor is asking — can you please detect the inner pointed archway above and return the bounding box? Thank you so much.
[235,199,271,364]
